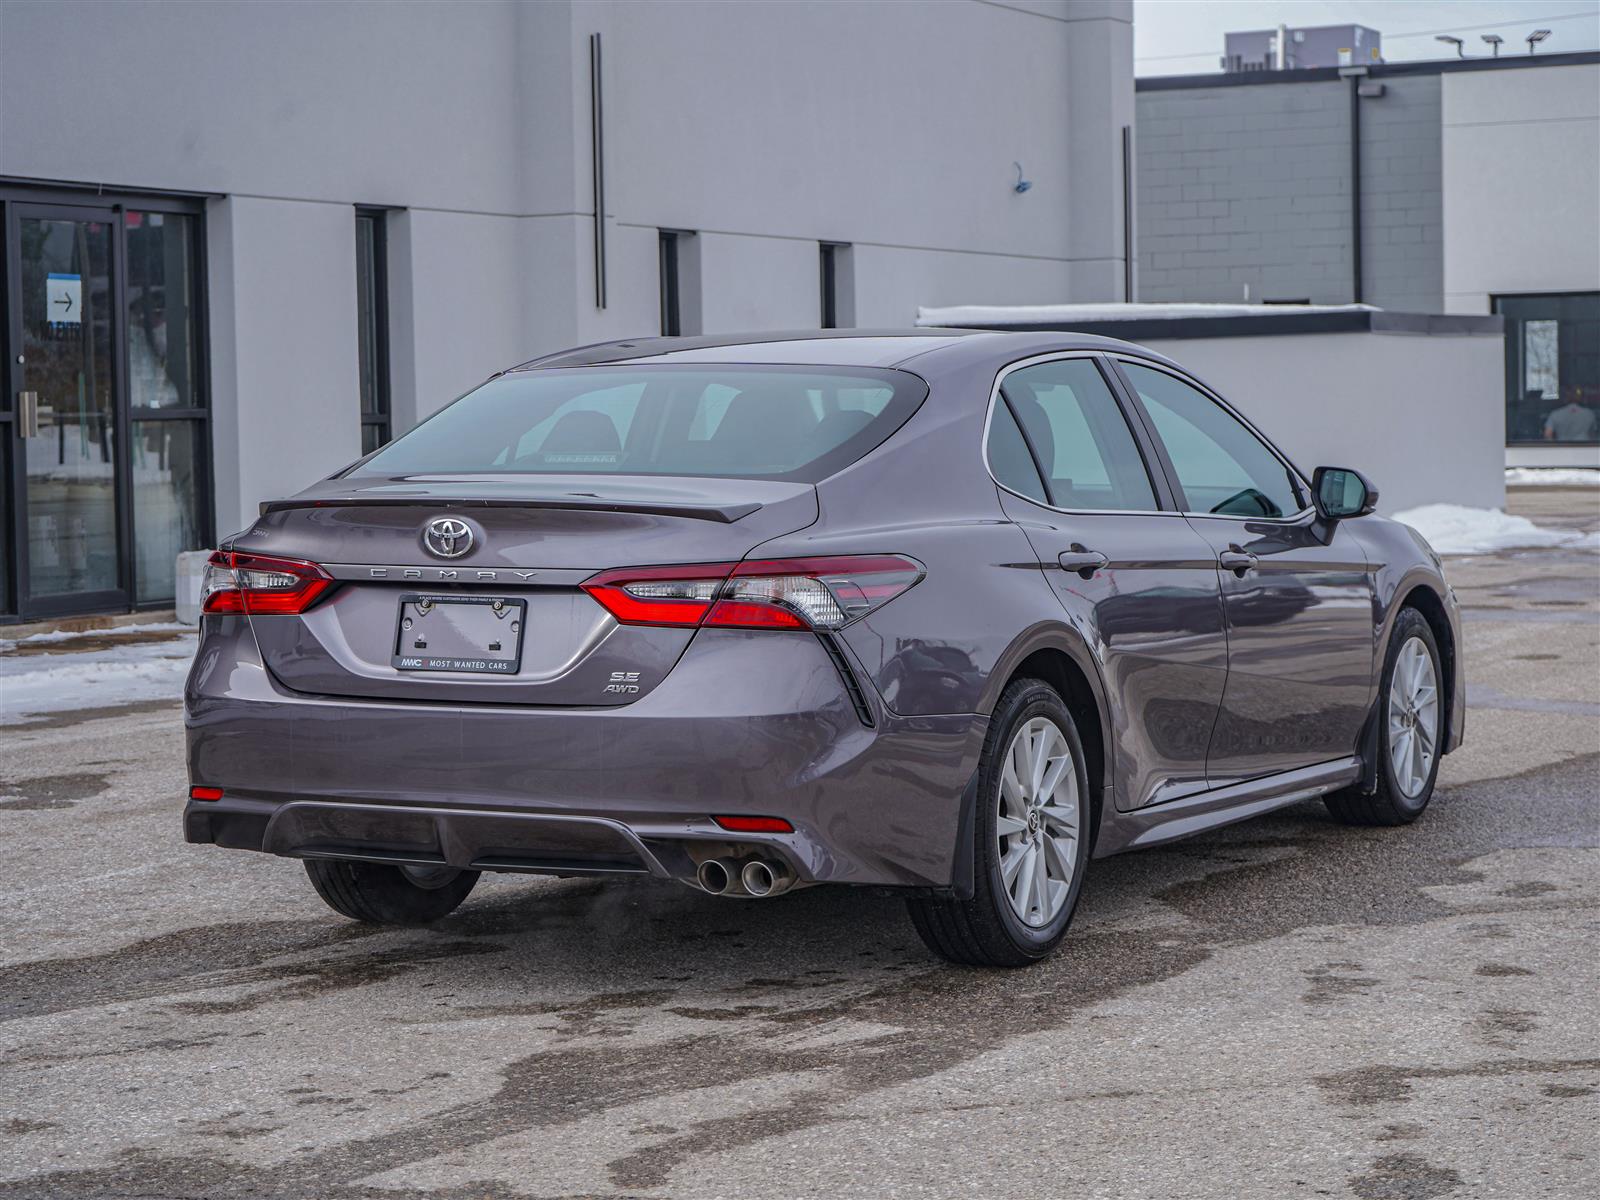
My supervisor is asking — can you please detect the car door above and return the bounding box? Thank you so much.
[986,353,1228,812]
[1112,359,1376,787]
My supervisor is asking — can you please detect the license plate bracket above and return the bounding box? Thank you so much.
[393,594,526,674]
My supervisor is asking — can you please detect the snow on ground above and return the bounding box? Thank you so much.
[1392,504,1600,556]
[0,620,189,651]
[0,630,196,724]
[916,302,1376,327]
[1505,468,1600,487]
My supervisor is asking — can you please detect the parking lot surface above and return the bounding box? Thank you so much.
[2,489,1596,1199]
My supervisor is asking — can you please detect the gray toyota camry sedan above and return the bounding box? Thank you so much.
[185,330,1463,966]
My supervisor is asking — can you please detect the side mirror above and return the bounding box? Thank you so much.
[1312,466,1379,521]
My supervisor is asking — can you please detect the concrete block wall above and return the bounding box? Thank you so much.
[1137,80,1355,305]
[1358,76,1443,312]
[1135,75,1445,311]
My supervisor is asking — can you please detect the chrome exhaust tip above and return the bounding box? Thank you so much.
[740,858,794,898]
[696,858,737,895]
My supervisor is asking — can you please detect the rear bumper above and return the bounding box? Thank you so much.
[185,619,986,888]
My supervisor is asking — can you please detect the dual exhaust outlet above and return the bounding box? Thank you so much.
[695,856,795,898]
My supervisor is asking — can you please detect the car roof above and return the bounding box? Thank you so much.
[510,328,1161,372]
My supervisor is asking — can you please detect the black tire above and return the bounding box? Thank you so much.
[1325,607,1443,827]
[304,859,479,924]
[908,677,1092,967]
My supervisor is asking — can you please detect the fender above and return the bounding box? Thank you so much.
[978,619,1116,835]
[1372,565,1463,755]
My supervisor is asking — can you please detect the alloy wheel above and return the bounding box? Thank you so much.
[400,864,463,890]
[1387,636,1439,798]
[996,716,1080,927]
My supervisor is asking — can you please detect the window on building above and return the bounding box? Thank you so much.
[1495,293,1600,445]
[659,230,687,336]
[356,210,391,454]
[820,242,852,329]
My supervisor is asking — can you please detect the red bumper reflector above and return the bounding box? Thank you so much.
[712,815,794,833]
[190,786,224,802]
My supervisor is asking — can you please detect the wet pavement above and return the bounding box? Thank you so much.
[1,489,1596,1199]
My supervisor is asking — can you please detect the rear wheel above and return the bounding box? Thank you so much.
[304,859,479,924]
[1325,607,1443,826]
[908,678,1091,967]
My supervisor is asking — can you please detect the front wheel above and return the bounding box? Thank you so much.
[1325,607,1443,826]
[304,859,479,924]
[908,678,1092,967]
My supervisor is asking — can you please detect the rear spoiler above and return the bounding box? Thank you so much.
[258,494,761,524]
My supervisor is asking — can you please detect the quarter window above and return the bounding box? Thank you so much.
[985,401,1048,504]
[1120,363,1302,519]
[993,358,1158,511]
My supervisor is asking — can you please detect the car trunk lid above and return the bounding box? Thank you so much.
[234,475,817,706]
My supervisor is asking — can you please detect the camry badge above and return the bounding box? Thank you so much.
[423,517,474,559]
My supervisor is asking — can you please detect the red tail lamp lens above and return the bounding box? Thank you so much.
[582,555,922,631]
[201,550,337,615]
[712,815,794,833]
[579,562,735,626]
[190,786,224,801]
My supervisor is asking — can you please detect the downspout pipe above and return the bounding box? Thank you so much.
[1347,72,1363,305]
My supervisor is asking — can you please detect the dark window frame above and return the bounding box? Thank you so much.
[658,229,691,337]
[1493,290,1600,448]
[820,241,841,329]
[356,208,392,452]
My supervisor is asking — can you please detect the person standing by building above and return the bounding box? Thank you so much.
[1544,386,1598,442]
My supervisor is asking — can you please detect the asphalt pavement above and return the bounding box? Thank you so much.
[2,488,1596,1199]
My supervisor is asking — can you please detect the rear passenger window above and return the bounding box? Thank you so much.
[994,358,1158,511]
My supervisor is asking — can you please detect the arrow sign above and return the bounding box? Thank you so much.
[46,273,81,326]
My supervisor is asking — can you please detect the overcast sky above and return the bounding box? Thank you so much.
[1133,0,1600,75]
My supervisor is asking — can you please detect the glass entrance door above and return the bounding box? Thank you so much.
[6,204,128,615]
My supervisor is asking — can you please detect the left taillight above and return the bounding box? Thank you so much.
[201,550,336,615]
[581,554,923,632]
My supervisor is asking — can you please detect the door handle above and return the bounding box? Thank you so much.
[1219,548,1258,576]
[18,391,39,438]
[1057,546,1109,579]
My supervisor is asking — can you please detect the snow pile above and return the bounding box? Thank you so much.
[0,630,196,723]
[1505,468,1600,488]
[1391,504,1600,556]
[916,302,1377,328]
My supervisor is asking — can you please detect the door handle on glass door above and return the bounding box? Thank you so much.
[1219,549,1258,576]
[18,391,39,437]
[1057,546,1109,578]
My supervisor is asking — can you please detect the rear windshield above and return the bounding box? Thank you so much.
[350,365,927,482]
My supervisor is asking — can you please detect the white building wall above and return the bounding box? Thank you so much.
[1441,63,1600,313]
[1139,331,1506,513]
[0,0,1133,532]
[205,198,362,536]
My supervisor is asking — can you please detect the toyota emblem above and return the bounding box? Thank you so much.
[423,517,474,559]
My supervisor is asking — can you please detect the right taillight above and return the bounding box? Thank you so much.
[581,555,923,631]
[201,550,337,615]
